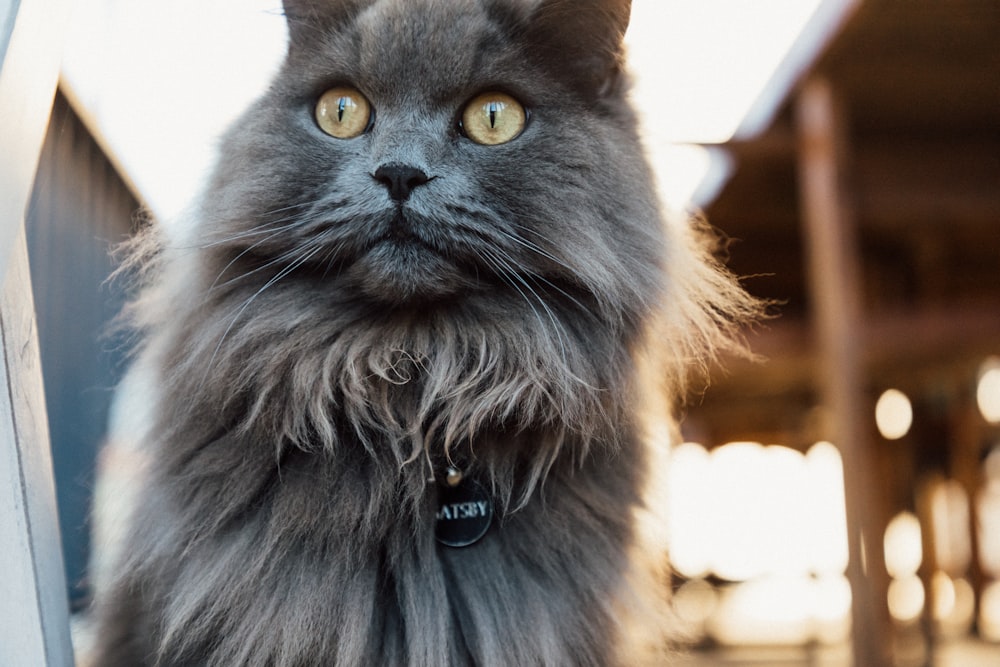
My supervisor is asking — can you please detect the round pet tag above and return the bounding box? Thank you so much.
[435,479,493,548]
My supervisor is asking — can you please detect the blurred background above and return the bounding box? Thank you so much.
[24,0,1000,664]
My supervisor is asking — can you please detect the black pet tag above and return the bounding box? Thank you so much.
[435,478,493,548]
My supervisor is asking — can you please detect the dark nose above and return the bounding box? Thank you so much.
[373,163,430,202]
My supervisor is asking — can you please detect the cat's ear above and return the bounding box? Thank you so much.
[526,0,631,98]
[282,0,369,46]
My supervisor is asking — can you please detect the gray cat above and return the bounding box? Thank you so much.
[91,0,755,665]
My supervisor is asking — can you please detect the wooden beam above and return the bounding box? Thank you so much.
[0,0,73,664]
[854,139,1000,227]
[0,228,73,666]
[796,77,892,666]
[716,135,1000,231]
[733,0,861,140]
[0,0,70,277]
[717,304,1000,387]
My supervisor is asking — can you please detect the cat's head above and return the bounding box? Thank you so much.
[145,0,755,474]
[196,0,661,325]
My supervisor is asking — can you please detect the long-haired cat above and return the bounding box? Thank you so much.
[91,0,754,664]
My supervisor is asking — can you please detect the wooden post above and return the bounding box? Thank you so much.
[0,0,74,664]
[0,230,74,666]
[796,77,892,667]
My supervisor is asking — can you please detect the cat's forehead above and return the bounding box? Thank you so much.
[348,0,523,105]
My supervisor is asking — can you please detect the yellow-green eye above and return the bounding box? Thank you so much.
[462,92,526,146]
[315,86,372,139]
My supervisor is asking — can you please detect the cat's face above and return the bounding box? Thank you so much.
[198,0,659,326]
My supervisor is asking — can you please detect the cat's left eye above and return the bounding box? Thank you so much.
[315,87,372,139]
[461,92,526,146]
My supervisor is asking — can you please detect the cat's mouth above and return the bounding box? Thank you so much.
[347,210,481,304]
[378,211,441,252]
[363,210,458,265]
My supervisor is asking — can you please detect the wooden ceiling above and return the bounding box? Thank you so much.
[686,0,1000,445]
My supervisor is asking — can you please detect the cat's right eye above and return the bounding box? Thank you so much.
[315,87,372,139]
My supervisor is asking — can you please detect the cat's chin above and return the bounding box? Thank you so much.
[346,238,479,305]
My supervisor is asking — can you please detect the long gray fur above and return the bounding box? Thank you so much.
[90,1,755,665]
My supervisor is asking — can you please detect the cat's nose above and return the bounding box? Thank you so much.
[373,163,431,202]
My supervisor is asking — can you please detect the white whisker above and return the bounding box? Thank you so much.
[208,226,308,290]
[202,241,327,384]
[479,246,571,365]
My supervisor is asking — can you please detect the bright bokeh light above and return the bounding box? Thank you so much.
[875,389,913,440]
[667,441,848,582]
[931,572,975,637]
[665,440,851,646]
[811,575,853,644]
[804,442,850,575]
[708,443,809,580]
[977,357,1000,424]
[931,571,956,622]
[930,479,972,575]
[888,575,925,624]
[671,579,719,642]
[986,446,1000,481]
[976,460,1000,578]
[980,581,1000,642]
[884,512,923,579]
[666,442,713,579]
[707,576,851,646]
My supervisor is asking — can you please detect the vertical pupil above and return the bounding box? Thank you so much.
[337,97,348,122]
[488,102,498,128]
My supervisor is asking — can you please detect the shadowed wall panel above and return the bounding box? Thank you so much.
[26,89,139,610]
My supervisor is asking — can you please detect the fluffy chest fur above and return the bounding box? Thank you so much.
[91,1,754,665]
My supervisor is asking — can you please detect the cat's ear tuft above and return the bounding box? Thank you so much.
[282,0,369,47]
[526,0,631,99]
